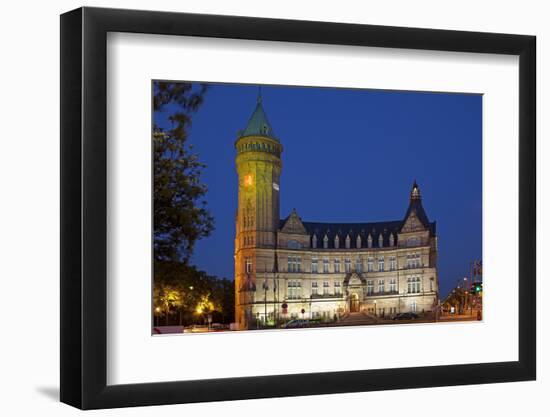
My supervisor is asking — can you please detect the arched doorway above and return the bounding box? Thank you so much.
[350,293,360,312]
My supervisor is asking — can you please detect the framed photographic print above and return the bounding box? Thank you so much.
[60,6,536,410]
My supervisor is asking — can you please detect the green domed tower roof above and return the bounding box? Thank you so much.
[238,90,278,141]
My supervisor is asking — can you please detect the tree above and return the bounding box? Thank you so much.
[153,82,214,264]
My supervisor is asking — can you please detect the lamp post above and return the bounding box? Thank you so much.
[263,280,269,327]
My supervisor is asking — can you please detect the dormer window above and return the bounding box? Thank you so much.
[323,235,329,249]
[389,233,395,247]
[356,235,362,248]
[334,235,340,249]
[312,234,317,249]
[378,234,384,248]
[345,235,351,249]
[261,124,269,135]
[367,234,373,249]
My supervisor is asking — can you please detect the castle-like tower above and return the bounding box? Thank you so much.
[234,91,283,329]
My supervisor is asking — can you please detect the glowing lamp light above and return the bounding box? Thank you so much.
[244,174,253,187]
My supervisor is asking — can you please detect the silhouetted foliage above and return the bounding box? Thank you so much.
[153,81,214,263]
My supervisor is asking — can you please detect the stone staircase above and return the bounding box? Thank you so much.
[337,312,378,326]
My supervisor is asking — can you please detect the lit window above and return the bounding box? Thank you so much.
[378,257,384,272]
[245,257,252,274]
[389,256,397,271]
[367,257,374,272]
[287,280,302,300]
[244,174,253,187]
[311,257,318,273]
[367,280,374,295]
[407,276,421,293]
[287,256,301,273]
[406,253,421,269]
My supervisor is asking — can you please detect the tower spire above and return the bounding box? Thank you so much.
[410,179,421,201]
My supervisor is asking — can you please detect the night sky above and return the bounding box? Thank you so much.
[154,82,482,299]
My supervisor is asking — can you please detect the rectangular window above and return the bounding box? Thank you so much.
[378,279,385,293]
[406,253,421,269]
[287,256,301,272]
[378,257,384,272]
[334,259,340,273]
[323,258,329,273]
[334,280,342,295]
[312,281,318,295]
[311,257,318,273]
[245,257,252,273]
[323,281,329,295]
[367,257,374,272]
[355,258,362,273]
[389,278,397,293]
[389,256,396,271]
[287,280,302,299]
[345,258,351,273]
[367,280,374,295]
[407,276,421,293]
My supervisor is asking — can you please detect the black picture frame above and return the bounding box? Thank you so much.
[60,6,536,410]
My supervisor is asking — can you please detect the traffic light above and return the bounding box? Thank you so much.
[471,282,482,294]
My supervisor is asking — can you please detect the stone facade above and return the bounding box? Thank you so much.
[234,95,439,330]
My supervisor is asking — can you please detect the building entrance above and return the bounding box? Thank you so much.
[350,293,360,313]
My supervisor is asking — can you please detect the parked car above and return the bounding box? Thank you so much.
[282,319,310,328]
[393,312,419,320]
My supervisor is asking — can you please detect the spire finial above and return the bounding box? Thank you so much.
[257,85,262,104]
[410,179,421,200]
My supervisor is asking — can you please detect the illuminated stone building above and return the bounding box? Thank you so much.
[234,94,439,330]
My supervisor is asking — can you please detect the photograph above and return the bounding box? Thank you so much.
[151,81,483,334]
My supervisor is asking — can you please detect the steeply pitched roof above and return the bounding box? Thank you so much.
[238,94,278,141]
[277,181,436,249]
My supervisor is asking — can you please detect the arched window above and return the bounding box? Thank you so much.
[334,235,340,249]
[287,240,301,249]
[312,234,317,249]
[345,234,351,249]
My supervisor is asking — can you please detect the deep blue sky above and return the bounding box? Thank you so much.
[155,83,482,299]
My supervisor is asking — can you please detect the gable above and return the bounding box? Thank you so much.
[280,211,307,235]
[401,211,426,233]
